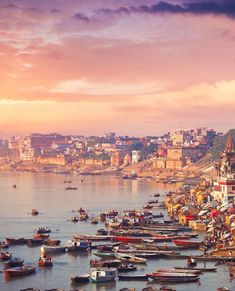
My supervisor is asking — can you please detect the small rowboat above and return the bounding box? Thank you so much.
[73,234,113,241]
[0,252,12,261]
[118,274,148,281]
[147,272,200,283]
[117,263,137,272]
[38,259,53,267]
[36,227,51,234]
[172,239,202,248]
[157,268,201,275]
[5,265,36,278]
[34,233,50,239]
[116,253,147,264]
[174,266,217,272]
[0,241,9,249]
[90,259,121,268]
[4,257,24,268]
[31,209,39,216]
[44,239,61,246]
[71,273,90,283]
[114,236,144,244]
[71,216,79,222]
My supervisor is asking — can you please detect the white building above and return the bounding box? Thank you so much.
[132,150,141,164]
[212,132,235,204]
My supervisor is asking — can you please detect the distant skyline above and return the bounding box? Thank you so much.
[0,0,235,136]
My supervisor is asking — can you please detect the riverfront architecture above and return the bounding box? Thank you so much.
[0,127,218,176]
[212,132,235,203]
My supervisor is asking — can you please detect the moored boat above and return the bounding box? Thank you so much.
[0,252,12,261]
[40,246,66,255]
[4,257,24,268]
[90,259,121,268]
[90,267,117,282]
[5,265,36,278]
[38,256,53,267]
[44,239,61,246]
[172,239,202,248]
[116,253,147,264]
[118,274,148,281]
[36,227,51,234]
[0,241,9,249]
[71,273,90,283]
[73,234,113,241]
[26,238,44,247]
[31,209,39,216]
[147,272,200,282]
[174,266,217,272]
[6,237,26,245]
[117,263,137,272]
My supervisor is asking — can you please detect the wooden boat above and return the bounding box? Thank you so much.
[147,200,158,204]
[147,272,199,282]
[134,244,183,251]
[172,239,202,248]
[90,267,117,282]
[71,216,79,222]
[31,209,39,216]
[27,238,44,247]
[117,263,137,272]
[90,259,121,268]
[0,241,9,249]
[159,286,176,291]
[114,236,144,244]
[91,218,99,224]
[118,274,148,281]
[38,257,53,267]
[6,237,26,245]
[157,268,201,275]
[116,253,147,264]
[71,273,90,283]
[73,234,113,241]
[36,227,51,234]
[174,266,217,272]
[94,252,116,259]
[40,246,66,254]
[5,265,36,278]
[44,239,61,246]
[0,252,12,261]
[153,213,164,218]
[4,257,24,268]
[65,240,89,252]
[65,186,78,190]
[34,234,49,240]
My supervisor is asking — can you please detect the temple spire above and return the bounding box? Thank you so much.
[224,131,235,153]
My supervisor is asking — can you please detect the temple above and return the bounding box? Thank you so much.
[212,131,235,203]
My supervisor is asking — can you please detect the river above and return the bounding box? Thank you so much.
[0,172,234,291]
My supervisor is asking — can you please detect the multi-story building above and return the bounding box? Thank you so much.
[212,132,235,203]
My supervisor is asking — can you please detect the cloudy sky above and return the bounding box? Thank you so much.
[0,0,235,136]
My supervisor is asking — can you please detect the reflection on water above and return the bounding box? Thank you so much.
[0,172,234,291]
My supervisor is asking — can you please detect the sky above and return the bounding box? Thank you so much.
[0,0,235,136]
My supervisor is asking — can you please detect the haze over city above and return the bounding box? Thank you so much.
[1,0,235,136]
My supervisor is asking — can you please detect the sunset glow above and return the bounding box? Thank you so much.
[1,0,235,136]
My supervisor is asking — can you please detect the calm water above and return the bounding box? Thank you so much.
[0,172,234,291]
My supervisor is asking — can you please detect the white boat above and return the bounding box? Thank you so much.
[90,267,117,282]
